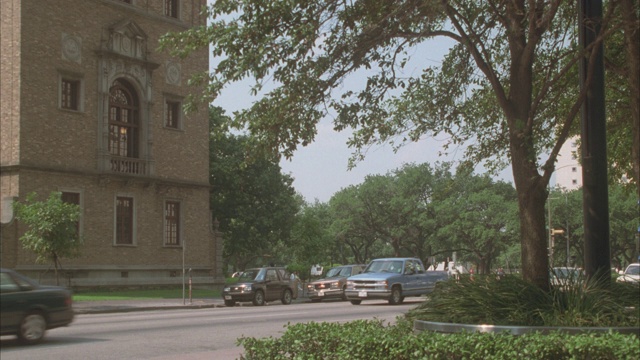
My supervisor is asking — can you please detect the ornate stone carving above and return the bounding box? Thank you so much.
[166,62,181,85]
[61,33,82,63]
[107,20,147,60]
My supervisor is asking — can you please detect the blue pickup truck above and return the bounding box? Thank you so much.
[344,258,449,305]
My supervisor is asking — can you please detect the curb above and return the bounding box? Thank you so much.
[414,320,640,335]
[74,304,222,315]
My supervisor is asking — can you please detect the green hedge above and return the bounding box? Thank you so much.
[238,320,639,360]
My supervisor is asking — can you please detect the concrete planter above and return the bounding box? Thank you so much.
[414,320,640,336]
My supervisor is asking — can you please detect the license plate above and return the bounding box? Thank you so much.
[318,291,325,296]
[358,291,367,297]
[224,295,232,300]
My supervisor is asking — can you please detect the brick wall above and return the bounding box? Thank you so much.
[0,0,223,286]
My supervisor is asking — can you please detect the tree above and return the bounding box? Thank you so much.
[604,0,639,196]
[329,185,381,264]
[162,1,634,289]
[12,192,82,285]
[283,201,335,270]
[208,107,299,271]
[436,170,520,274]
[549,184,637,270]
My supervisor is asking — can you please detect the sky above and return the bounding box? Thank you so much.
[207,8,514,203]
[213,78,514,204]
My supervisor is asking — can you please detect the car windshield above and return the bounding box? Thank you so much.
[365,260,403,274]
[325,267,352,278]
[238,269,265,282]
[625,265,639,275]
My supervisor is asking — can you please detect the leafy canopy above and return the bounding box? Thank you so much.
[13,192,82,282]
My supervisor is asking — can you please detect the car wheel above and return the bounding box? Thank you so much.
[388,286,403,305]
[350,300,362,305]
[252,290,265,306]
[224,300,236,307]
[18,312,47,344]
[281,289,292,305]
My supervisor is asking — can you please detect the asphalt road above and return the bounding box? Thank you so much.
[0,298,424,360]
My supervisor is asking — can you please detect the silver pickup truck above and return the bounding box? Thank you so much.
[344,258,449,305]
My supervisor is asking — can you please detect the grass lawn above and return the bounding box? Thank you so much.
[73,287,221,301]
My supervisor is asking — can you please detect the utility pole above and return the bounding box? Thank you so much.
[578,0,610,281]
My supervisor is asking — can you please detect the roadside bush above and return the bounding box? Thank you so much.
[238,320,639,360]
[405,275,639,327]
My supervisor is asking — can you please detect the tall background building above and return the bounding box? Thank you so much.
[554,136,582,190]
[1,0,223,287]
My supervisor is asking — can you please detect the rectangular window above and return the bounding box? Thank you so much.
[61,79,80,110]
[164,0,178,18]
[165,100,180,129]
[165,201,180,245]
[116,197,134,245]
[61,191,81,235]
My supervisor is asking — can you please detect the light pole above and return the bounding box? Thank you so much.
[549,193,571,268]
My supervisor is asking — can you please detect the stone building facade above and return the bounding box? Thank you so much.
[0,0,223,287]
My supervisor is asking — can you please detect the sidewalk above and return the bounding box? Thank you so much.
[73,296,310,314]
[73,298,224,314]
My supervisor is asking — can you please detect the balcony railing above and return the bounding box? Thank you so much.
[110,156,147,175]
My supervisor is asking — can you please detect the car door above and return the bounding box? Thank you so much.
[264,269,282,301]
[0,272,26,333]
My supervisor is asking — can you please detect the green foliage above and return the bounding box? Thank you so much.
[435,170,519,273]
[13,192,82,283]
[548,184,639,269]
[325,162,521,268]
[161,0,638,290]
[406,275,639,328]
[208,107,299,272]
[238,319,639,360]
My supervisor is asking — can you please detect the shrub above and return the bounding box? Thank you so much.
[406,274,639,327]
[238,320,639,360]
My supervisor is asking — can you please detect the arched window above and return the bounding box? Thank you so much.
[109,80,139,158]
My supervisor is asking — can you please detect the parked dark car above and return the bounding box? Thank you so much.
[306,264,366,302]
[222,267,298,306]
[0,268,74,344]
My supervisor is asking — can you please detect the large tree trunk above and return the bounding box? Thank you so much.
[511,142,551,291]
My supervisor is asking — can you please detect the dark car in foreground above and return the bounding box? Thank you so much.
[306,264,366,302]
[0,268,74,344]
[222,267,298,306]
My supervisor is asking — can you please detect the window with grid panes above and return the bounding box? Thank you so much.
[165,100,180,129]
[61,79,80,110]
[116,197,134,245]
[109,80,139,158]
[165,201,180,245]
[165,0,178,18]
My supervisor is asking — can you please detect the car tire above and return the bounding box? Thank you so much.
[224,300,236,307]
[18,312,47,344]
[388,286,403,305]
[281,289,292,305]
[350,300,362,305]
[252,290,265,306]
